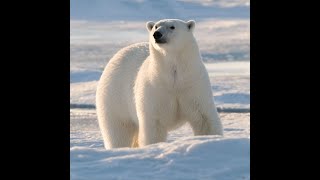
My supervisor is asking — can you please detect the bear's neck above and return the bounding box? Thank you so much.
[149,42,201,64]
[148,41,203,87]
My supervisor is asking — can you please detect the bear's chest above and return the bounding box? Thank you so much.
[164,64,194,91]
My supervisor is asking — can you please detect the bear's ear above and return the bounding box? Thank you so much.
[146,21,155,32]
[187,20,195,31]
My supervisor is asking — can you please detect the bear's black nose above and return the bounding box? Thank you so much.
[153,31,162,40]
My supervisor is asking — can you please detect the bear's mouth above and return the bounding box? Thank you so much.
[155,39,167,44]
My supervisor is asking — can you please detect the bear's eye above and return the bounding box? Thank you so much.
[170,26,175,30]
[155,26,158,29]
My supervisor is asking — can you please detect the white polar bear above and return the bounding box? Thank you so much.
[96,19,223,149]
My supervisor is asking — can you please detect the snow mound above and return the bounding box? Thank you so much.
[70,136,250,180]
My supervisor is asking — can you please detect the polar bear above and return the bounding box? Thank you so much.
[96,19,223,149]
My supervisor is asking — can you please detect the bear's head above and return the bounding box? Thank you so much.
[146,19,196,53]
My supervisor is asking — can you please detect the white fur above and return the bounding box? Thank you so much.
[96,19,223,149]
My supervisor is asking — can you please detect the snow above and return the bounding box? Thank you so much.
[71,109,250,180]
[70,0,250,21]
[70,0,250,179]
[71,137,249,180]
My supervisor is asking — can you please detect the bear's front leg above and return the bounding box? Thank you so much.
[134,83,169,147]
[180,86,223,136]
[187,105,223,136]
[138,117,168,146]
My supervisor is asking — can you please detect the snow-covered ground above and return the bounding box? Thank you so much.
[70,0,250,179]
[71,109,249,180]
